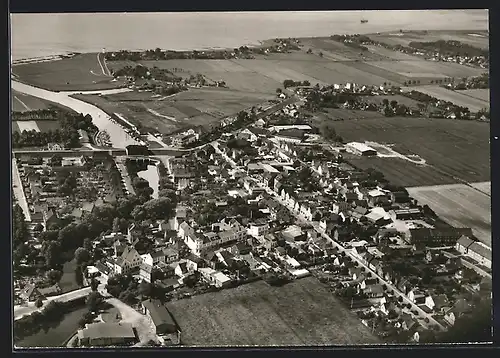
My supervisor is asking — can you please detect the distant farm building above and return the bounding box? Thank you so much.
[77,322,137,347]
[345,142,377,156]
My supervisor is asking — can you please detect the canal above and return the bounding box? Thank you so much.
[15,306,88,348]
[137,165,159,199]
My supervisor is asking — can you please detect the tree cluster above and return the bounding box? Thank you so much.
[12,111,98,149]
[408,40,489,59]
[283,79,311,89]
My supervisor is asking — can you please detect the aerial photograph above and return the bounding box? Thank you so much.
[11,10,491,348]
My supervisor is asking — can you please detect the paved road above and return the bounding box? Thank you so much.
[14,279,108,321]
[12,158,31,221]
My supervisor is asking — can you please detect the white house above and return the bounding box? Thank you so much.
[247,219,270,238]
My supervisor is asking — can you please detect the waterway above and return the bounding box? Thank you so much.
[137,165,160,199]
[11,11,488,61]
[15,306,88,348]
[11,80,140,149]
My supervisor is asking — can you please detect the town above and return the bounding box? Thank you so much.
[13,83,491,347]
[11,11,491,349]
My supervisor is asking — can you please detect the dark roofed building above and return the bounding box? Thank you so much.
[406,228,473,246]
[141,299,178,335]
[77,322,136,347]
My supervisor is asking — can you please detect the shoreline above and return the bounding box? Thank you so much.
[11,28,487,63]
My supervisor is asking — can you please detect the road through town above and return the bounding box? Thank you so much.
[14,279,108,321]
[214,129,446,333]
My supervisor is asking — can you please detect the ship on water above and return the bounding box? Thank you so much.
[361,19,368,23]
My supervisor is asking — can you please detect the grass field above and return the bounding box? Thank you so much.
[332,117,490,186]
[359,95,424,108]
[458,89,490,103]
[74,87,270,134]
[11,90,62,112]
[167,277,380,346]
[408,85,489,112]
[407,183,491,247]
[368,30,489,50]
[470,181,491,195]
[300,38,387,62]
[12,120,61,133]
[59,259,79,294]
[12,53,127,91]
[315,108,385,121]
[369,60,484,80]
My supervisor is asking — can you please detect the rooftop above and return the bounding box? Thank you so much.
[78,322,135,340]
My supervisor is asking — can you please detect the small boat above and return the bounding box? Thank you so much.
[361,19,368,24]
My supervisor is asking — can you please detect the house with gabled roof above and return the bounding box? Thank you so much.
[114,246,142,275]
[444,298,474,326]
[141,299,178,335]
[19,283,42,302]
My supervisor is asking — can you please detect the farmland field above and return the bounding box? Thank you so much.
[368,30,489,50]
[74,87,270,134]
[359,95,424,108]
[12,120,60,133]
[11,90,64,112]
[300,38,387,61]
[407,184,491,247]
[407,85,489,112]
[459,89,490,103]
[12,53,127,91]
[470,181,491,195]
[315,108,385,121]
[368,60,484,79]
[167,277,380,346]
[332,117,489,185]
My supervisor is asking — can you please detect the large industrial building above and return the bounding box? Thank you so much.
[345,142,378,156]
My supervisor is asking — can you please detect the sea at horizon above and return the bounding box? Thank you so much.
[10,10,488,61]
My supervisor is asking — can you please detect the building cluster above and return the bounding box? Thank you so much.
[161,124,490,341]
[14,153,124,234]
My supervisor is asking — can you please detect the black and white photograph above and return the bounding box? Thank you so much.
[10,9,492,348]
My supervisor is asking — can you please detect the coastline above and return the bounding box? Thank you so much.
[11,28,487,63]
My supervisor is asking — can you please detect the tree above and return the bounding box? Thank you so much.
[48,154,62,167]
[276,88,282,94]
[390,100,398,108]
[46,269,63,284]
[35,297,43,308]
[139,281,153,297]
[86,291,104,312]
[75,247,91,266]
[33,223,45,233]
[75,266,84,287]
[382,98,389,107]
[41,240,62,269]
[90,278,99,292]
[318,51,323,57]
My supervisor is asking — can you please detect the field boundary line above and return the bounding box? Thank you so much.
[14,95,31,111]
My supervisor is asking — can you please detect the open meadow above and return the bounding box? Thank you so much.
[367,30,489,50]
[12,53,127,91]
[407,183,491,247]
[11,90,63,112]
[459,89,490,103]
[332,117,490,186]
[74,87,270,134]
[12,120,60,134]
[167,277,380,346]
[368,60,483,80]
[407,85,489,112]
